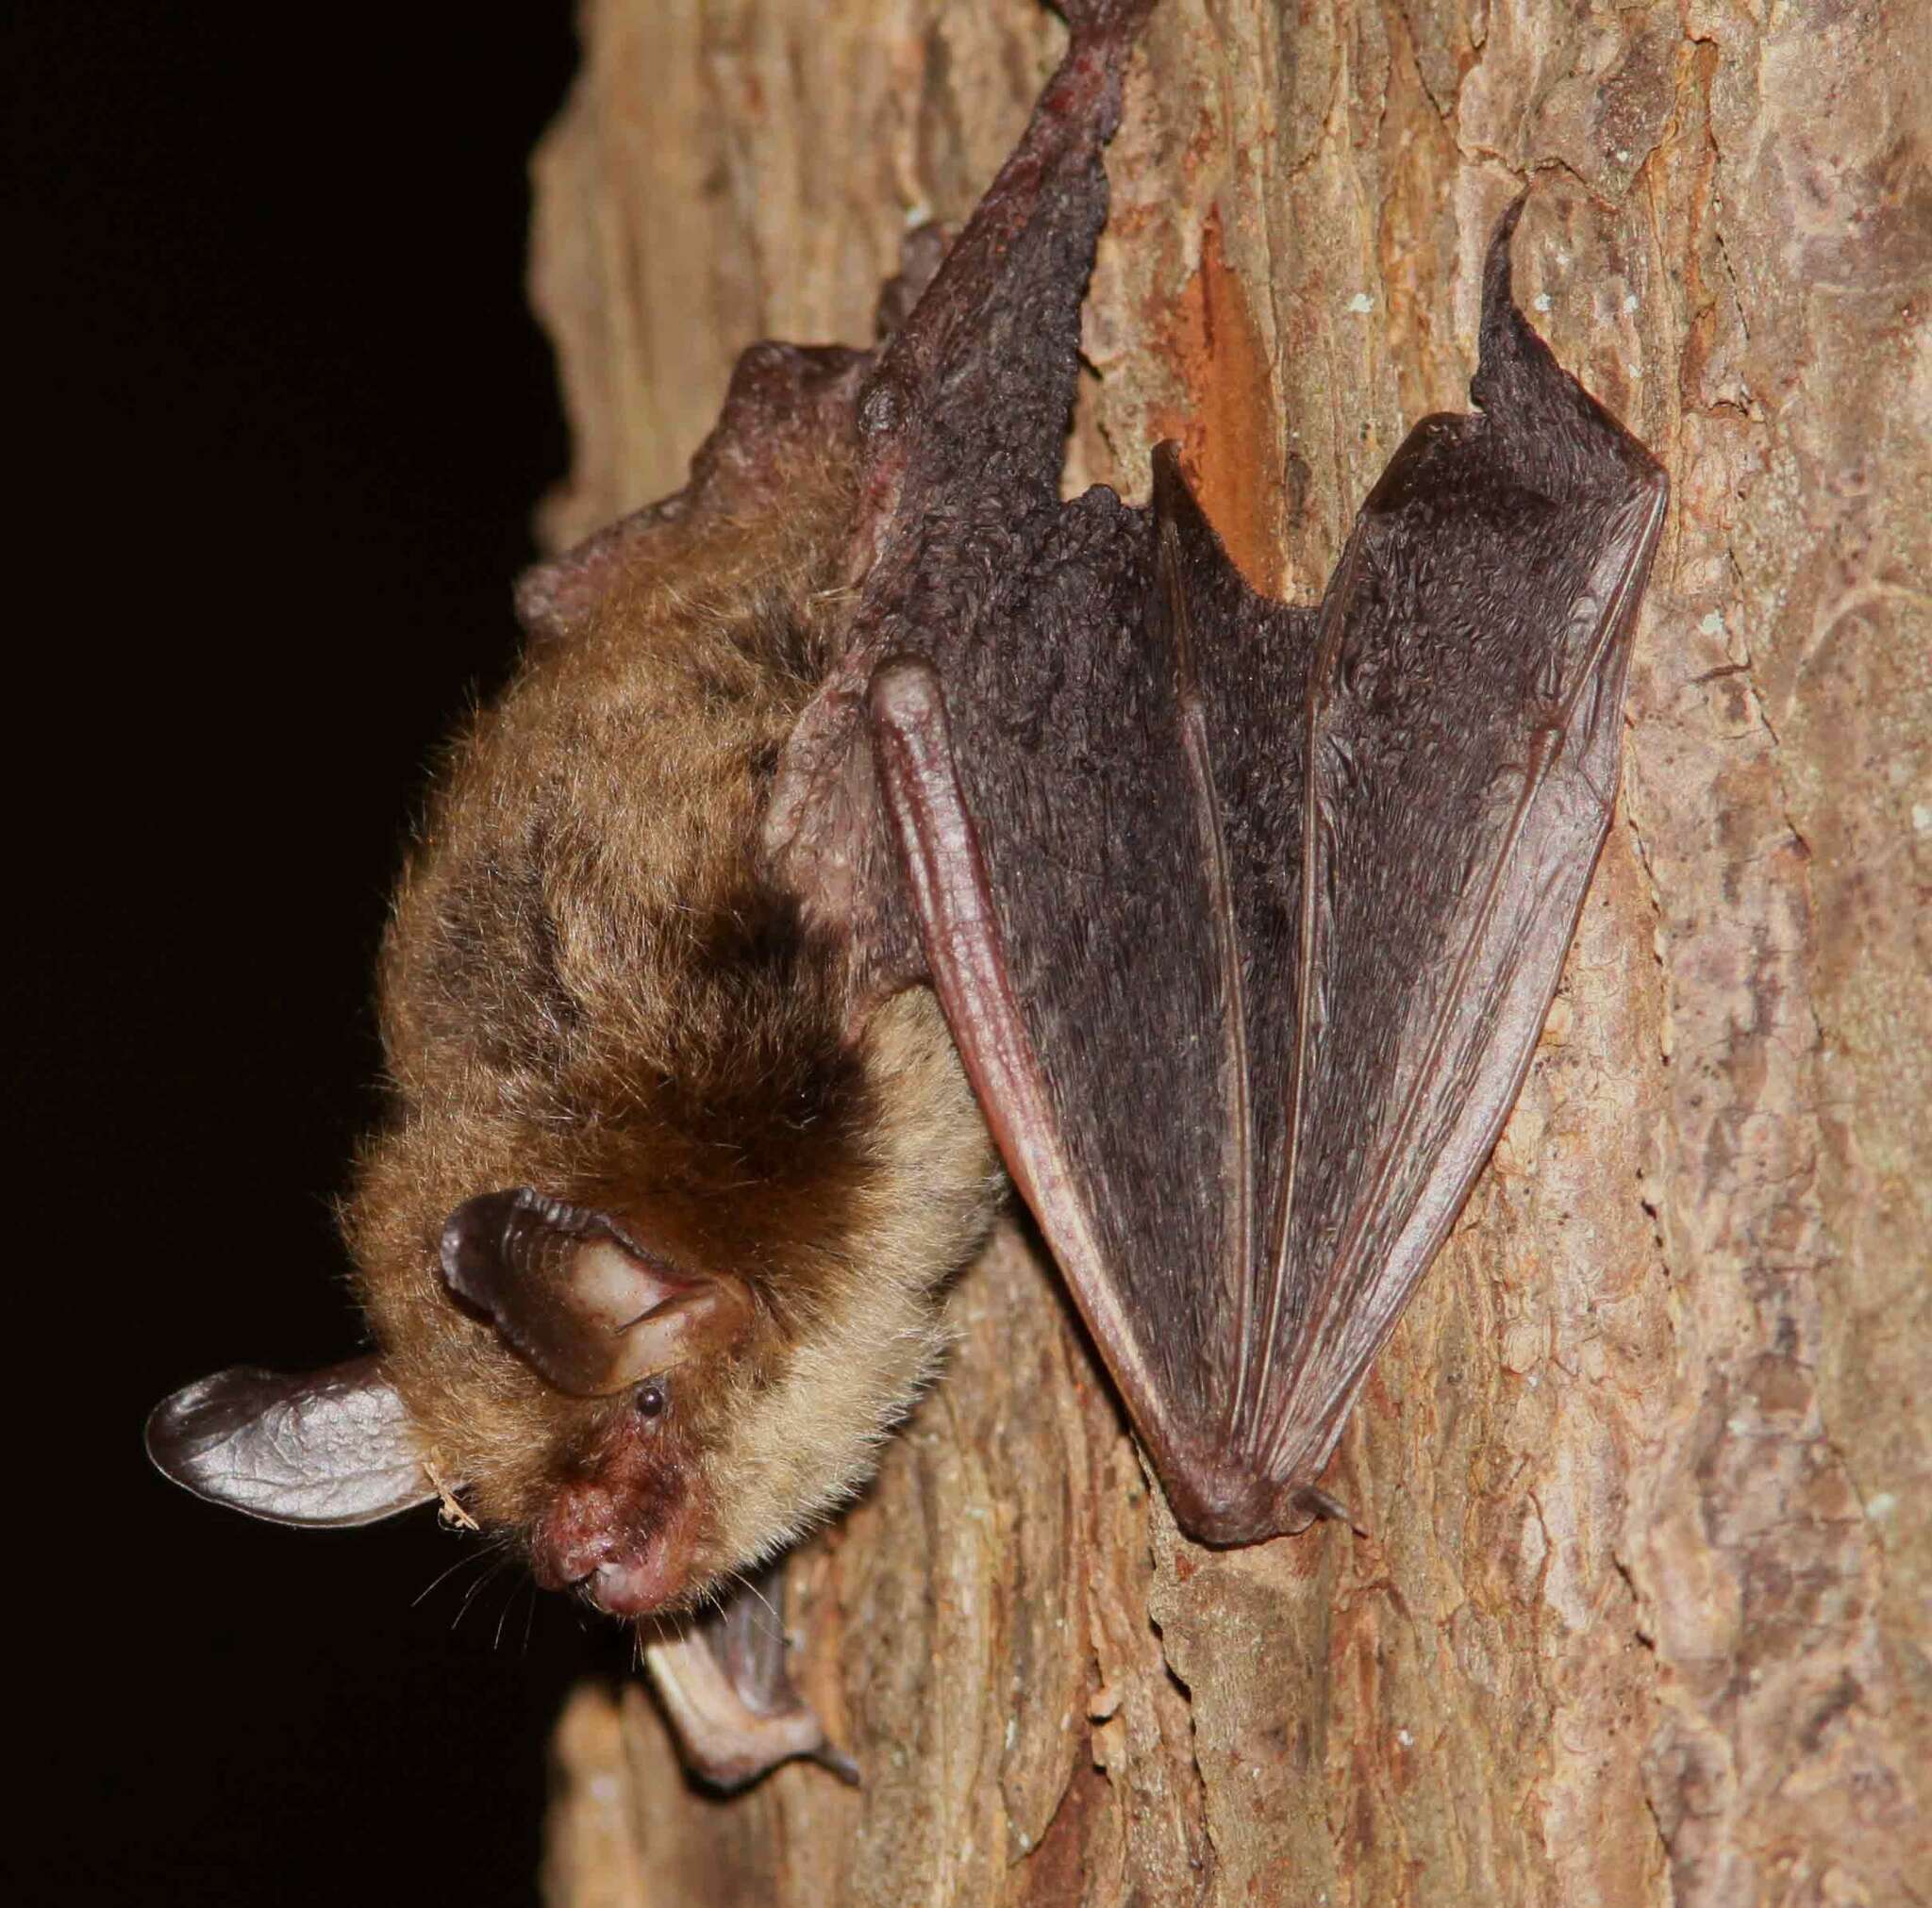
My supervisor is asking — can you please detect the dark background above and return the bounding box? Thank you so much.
[18,6,646,1900]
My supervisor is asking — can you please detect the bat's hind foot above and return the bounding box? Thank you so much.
[641,1563,858,1791]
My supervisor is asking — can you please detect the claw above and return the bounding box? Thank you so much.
[1295,1485,1371,1538]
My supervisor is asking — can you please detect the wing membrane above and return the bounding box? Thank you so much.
[869,208,1663,1541]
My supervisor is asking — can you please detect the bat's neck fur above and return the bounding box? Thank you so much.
[349,462,1000,1585]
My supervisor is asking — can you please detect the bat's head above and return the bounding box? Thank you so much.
[147,982,1000,1621]
[396,1180,764,1618]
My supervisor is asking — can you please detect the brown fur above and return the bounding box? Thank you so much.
[348,448,1001,1605]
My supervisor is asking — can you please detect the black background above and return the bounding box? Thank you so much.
[18,6,649,1900]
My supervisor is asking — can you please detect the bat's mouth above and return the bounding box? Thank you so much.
[581,1553,688,1618]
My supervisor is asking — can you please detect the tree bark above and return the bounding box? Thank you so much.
[530,3,1928,1902]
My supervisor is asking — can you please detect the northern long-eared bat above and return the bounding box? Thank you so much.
[149,0,1664,1786]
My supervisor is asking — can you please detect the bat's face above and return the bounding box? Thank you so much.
[520,1371,700,1615]
[363,1171,750,1619]
[343,980,1001,1620]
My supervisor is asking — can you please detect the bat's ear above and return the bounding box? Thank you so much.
[145,1354,438,1527]
[440,1189,752,1397]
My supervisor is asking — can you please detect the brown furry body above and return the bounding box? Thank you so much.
[350,453,1001,1603]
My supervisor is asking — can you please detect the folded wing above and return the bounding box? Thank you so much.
[869,206,1664,1541]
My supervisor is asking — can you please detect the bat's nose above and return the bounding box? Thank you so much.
[531,1525,615,1591]
[532,1477,702,1613]
[530,1478,625,1589]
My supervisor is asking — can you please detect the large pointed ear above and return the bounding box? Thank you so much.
[145,1354,437,1528]
[439,1189,752,1397]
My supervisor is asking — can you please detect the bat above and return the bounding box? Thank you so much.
[146,0,1665,1787]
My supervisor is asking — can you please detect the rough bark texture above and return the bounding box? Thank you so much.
[531,3,1928,1902]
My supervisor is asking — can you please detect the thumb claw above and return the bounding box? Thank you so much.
[1296,1485,1371,1539]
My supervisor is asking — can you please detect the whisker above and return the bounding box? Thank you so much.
[454,1555,511,1633]
[724,1566,786,1643]
[412,1541,492,1610]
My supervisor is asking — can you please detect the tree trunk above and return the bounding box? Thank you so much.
[529,3,1928,1901]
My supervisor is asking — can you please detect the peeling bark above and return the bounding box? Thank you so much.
[533,2,1929,1901]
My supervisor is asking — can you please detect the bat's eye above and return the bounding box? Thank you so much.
[635,1381,667,1421]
